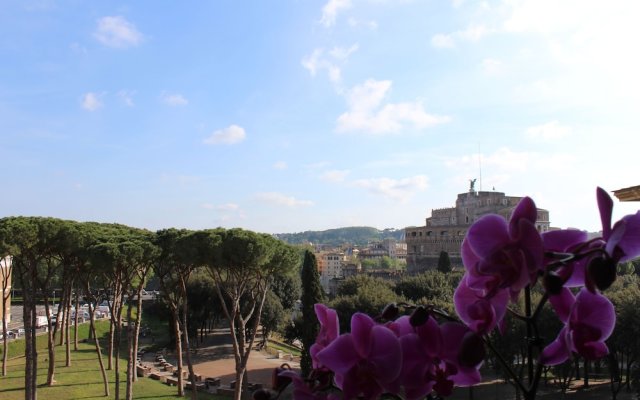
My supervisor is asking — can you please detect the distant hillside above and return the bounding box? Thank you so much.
[274,226,404,246]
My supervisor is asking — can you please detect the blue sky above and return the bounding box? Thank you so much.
[1,0,639,234]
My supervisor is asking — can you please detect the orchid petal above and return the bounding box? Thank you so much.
[466,215,510,259]
[315,303,339,344]
[439,322,469,363]
[509,197,538,237]
[517,219,544,272]
[369,325,403,383]
[597,187,613,240]
[549,287,575,324]
[315,334,359,377]
[574,288,615,339]
[541,328,571,366]
[615,212,640,262]
[542,229,588,252]
[350,313,375,357]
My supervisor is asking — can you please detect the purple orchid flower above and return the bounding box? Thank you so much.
[540,287,615,365]
[454,275,510,334]
[462,197,544,299]
[580,188,640,291]
[310,304,340,368]
[597,187,640,263]
[315,312,402,400]
[278,370,340,400]
[540,228,589,291]
[391,316,483,398]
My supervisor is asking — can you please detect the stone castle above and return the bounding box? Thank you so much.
[405,184,550,273]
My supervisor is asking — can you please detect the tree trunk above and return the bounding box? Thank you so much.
[583,359,589,387]
[125,301,135,400]
[74,289,80,351]
[89,300,110,397]
[23,285,37,400]
[108,319,114,370]
[133,288,144,383]
[2,297,7,376]
[65,289,72,367]
[44,297,56,385]
[173,308,185,396]
[55,288,65,346]
[114,295,124,400]
[182,300,198,400]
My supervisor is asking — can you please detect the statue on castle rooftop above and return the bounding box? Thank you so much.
[469,178,477,192]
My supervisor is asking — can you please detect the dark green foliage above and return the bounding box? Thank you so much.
[360,256,404,270]
[437,250,452,273]
[394,270,454,311]
[330,275,401,332]
[300,250,324,377]
[257,290,286,344]
[271,272,301,310]
[275,226,403,246]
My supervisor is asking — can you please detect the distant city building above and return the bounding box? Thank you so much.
[315,252,348,294]
[1,256,12,326]
[358,238,407,261]
[405,187,550,273]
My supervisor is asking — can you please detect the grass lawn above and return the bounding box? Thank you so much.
[0,321,228,400]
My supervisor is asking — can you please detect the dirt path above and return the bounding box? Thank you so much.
[151,328,300,388]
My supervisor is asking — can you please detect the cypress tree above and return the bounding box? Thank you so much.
[437,250,452,273]
[300,250,324,377]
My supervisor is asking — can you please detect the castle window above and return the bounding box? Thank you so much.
[427,231,432,236]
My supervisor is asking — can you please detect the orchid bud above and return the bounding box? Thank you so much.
[458,330,485,368]
[380,303,399,321]
[410,305,430,327]
[252,389,273,400]
[543,270,564,295]
[587,256,617,291]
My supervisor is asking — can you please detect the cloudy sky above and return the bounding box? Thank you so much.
[1,0,639,234]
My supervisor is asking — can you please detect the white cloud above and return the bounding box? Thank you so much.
[161,92,188,106]
[431,24,489,48]
[203,125,246,145]
[336,79,451,134]
[81,92,102,111]
[353,175,429,202]
[256,192,314,207]
[118,90,135,106]
[329,44,359,60]
[302,45,358,83]
[320,0,352,27]
[526,121,572,140]
[347,17,378,30]
[305,161,332,170]
[481,58,503,75]
[159,173,201,185]
[443,147,578,190]
[94,16,143,48]
[320,169,350,183]
[202,203,240,211]
[273,161,288,170]
[431,34,455,48]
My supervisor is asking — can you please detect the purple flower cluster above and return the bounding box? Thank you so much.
[302,304,484,400]
[454,187,640,365]
[278,187,640,400]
